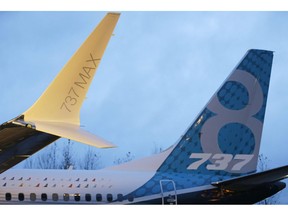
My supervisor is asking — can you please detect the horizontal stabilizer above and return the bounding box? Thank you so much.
[31,120,116,149]
[212,165,288,190]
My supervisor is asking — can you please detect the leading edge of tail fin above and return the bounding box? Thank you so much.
[21,13,120,148]
[157,49,273,176]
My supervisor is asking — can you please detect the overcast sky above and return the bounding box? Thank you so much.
[1,11,288,201]
[0,12,287,161]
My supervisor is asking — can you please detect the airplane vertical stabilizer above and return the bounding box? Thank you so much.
[107,49,275,202]
[156,49,273,176]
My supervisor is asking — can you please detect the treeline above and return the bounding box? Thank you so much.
[22,140,102,170]
[20,139,142,170]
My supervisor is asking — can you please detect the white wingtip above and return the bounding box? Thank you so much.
[32,121,116,149]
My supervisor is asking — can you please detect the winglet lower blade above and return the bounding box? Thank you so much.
[32,121,116,149]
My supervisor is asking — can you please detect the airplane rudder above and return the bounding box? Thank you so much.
[238,50,273,89]
[235,49,274,122]
[200,49,274,173]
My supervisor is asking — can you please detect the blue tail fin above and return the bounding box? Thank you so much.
[158,49,273,177]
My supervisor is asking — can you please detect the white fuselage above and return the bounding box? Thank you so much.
[0,145,187,204]
[0,168,158,204]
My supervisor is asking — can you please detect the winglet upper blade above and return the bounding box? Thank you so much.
[20,13,120,148]
[23,13,120,126]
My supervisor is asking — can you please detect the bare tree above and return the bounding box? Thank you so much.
[59,139,75,170]
[37,142,59,169]
[22,140,103,170]
[23,156,35,169]
[113,152,135,165]
[258,153,269,172]
[77,146,102,170]
[257,153,280,204]
[23,142,59,169]
[152,143,163,155]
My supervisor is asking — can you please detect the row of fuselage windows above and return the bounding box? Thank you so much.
[4,192,135,202]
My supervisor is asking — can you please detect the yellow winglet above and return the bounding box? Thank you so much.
[21,13,120,148]
[24,13,120,126]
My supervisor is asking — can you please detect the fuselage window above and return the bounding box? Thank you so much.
[18,193,24,201]
[107,193,113,202]
[30,193,36,201]
[41,193,47,201]
[85,194,91,202]
[74,193,80,202]
[128,194,134,202]
[63,193,69,201]
[96,193,102,202]
[52,193,58,201]
[5,193,11,201]
[117,194,123,202]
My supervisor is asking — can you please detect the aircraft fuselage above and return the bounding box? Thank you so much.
[0,169,284,204]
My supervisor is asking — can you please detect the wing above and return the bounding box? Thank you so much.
[0,13,120,173]
[0,119,59,173]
